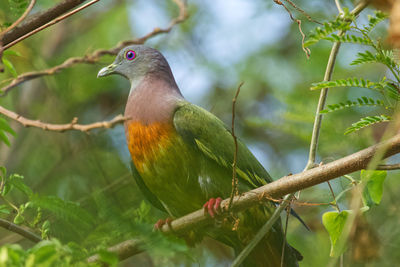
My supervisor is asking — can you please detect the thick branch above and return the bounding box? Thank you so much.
[87,239,143,263]
[0,218,42,243]
[89,133,400,262]
[0,105,126,132]
[1,0,88,46]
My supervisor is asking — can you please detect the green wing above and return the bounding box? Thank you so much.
[130,162,167,213]
[173,101,272,189]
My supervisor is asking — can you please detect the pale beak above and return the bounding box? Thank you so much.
[97,63,117,78]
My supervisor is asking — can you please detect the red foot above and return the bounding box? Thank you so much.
[203,197,222,218]
[153,218,173,231]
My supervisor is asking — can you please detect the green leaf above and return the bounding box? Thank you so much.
[13,213,24,224]
[2,58,17,77]
[98,250,118,266]
[0,131,11,146]
[364,11,389,33]
[322,210,350,257]
[3,50,22,57]
[0,118,16,136]
[311,77,387,91]
[9,174,33,197]
[320,98,387,114]
[0,204,11,215]
[361,170,387,207]
[344,115,391,134]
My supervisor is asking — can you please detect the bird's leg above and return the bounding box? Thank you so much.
[153,217,173,231]
[203,197,223,218]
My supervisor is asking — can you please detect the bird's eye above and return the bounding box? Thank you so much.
[125,50,136,61]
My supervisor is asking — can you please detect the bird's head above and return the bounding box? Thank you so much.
[97,45,171,83]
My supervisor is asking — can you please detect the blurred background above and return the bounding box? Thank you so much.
[1,0,399,266]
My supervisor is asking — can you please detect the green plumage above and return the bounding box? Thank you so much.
[98,45,301,267]
[133,101,300,267]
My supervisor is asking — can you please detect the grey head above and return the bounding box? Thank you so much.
[97,45,179,89]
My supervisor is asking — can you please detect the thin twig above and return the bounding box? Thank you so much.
[305,0,370,170]
[376,163,400,170]
[335,0,344,16]
[0,218,42,243]
[273,0,310,58]
[228,82,243,210]
[230,194,293,267]
[283,0,322,24]
[0,0,188,96]
[280,205,291,267]
[0,105,127,132]
[327,181,340,212]
[3,0,100,51]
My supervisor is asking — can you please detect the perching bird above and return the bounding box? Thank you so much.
[98,45,302,267]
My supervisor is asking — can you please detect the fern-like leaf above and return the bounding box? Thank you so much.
[364,11,388,33]
[320,98,387,114]
[344,115,391,134]
[305,17,352,47]
[311,77,387,91]
[351,50,397,68]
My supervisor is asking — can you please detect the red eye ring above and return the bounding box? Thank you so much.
[126,50,136,60]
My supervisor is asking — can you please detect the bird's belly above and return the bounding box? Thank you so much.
[126,121,209,216]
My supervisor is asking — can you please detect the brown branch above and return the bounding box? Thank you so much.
[0,105,127,132]
[1,0,88,46]
[0,0,37,37]
[376,163,400,170]
[0,0,188,96]
[87,132,400,263]
[87,239,143,263]
[273,0,310,58]
[3,0,100,51]
[0,218,42,243]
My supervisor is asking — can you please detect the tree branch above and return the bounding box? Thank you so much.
[305,0,370,170]
[87,239,143,263]
[0,0,36,37]
[0,105,127,132]
[2,0,100,51]
[1,0,88,46]
[0,0,188,96]
[376,163,400,170]
[0,218,42,243]
[88,132,400,262]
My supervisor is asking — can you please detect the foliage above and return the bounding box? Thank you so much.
[0,0,399,266]
[307,10,398,135]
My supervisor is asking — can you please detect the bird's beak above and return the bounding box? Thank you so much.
[97,63,117,78]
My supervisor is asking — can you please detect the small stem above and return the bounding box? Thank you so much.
[335,0,344,16]
[230,194,293,267]
[228,82,244,210]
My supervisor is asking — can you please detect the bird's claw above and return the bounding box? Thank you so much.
[203,197,222,218]
[153,218,173,231]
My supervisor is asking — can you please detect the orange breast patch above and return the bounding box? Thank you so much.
[126,121,174,172]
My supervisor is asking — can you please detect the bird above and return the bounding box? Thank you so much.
[98,45,302,267]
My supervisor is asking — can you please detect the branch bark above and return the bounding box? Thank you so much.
[1,0,88,46]
[0,0,188,96]
[0,106,127,132]
[0,218,42,243]
[89,132,400,262]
